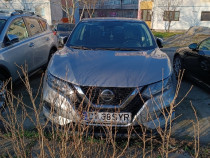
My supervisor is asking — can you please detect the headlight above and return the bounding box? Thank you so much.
[47,72,74,95]
[142,76,172,98]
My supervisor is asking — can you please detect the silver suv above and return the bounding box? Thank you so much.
[43,18,175,135]
[0,11,58,108]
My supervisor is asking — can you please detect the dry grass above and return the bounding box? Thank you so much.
[0,67,202,158]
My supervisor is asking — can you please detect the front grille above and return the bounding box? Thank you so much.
[73,86,147,121]
[80,86,135,105]
[122,94,147,119]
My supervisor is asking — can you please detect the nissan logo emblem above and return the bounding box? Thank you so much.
[100,89,115,102]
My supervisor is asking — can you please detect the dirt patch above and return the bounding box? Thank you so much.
[164,26,210,47]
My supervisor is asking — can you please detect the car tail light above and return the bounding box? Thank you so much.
[53,31,57,35]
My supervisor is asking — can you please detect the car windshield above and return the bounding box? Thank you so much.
[0,19,6,34]
[67,20,156,50]
[57,24,75,31]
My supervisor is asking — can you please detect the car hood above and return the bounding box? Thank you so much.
[48,47,172,87]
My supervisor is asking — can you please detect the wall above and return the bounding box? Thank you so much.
[0,0,63,25]
[49,0,63,25]
[139,1,153,28]
[152,0,210,31]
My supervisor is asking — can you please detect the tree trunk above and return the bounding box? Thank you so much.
[71,0,76,23]
[80,4,85,20]
[167,21,171,32]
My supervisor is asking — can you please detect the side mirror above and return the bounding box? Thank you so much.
[156,37,163,48]
[7,34,19,44]
[60,36,68,46]
[4,34,19,46]
[188,43,198,50]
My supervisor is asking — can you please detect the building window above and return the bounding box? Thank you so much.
[141,9,152,21]
[201,11,210,21]
[131,0,138,4]
[163,11,180,21]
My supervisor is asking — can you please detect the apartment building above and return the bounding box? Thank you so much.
[138,0,210,30]
[80,0,139,19]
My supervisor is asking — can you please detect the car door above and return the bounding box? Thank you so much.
[197,38,210,85]
[38,19,52,62]
[24,17,50,70]
[1,17,33,79]
[183,47,201,79]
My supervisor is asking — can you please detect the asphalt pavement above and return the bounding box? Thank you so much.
[162,47,210,144]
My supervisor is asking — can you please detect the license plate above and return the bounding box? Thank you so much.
[83,112,131,124]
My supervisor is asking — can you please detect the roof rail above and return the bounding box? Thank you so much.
[11,10,39,17]
[0,10,11,15]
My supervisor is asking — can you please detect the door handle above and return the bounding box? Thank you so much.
[29,42,34,47]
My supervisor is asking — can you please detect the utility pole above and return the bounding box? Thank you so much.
[137,0,141,19]
[120,0,123,17]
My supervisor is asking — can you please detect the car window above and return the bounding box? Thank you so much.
[57,24,75,31]
[0,19,6,34]
[7,18,28,41]
[39,20,47,31]
[199,38,210,50]
[25,17,43,36]
[67,21,156,50]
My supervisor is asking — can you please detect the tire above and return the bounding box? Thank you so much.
[43,48,57,71]
[173,55,184,80]
[48,48,57,62]
[0,74,7,109]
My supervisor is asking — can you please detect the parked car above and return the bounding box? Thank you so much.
[53,23,75,47]
[0,10,58,108]
[43,18,175,135]
[173,37,210,89]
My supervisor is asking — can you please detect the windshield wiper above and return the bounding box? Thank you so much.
[70,46,92,50]
[70,46,142,51]
[101,48,142,51]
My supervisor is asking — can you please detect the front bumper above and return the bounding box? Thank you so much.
[42,80,175,130]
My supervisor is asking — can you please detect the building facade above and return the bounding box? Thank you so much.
[138,0,210,31]
[79,0,138,19]
[0,0,63,25]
